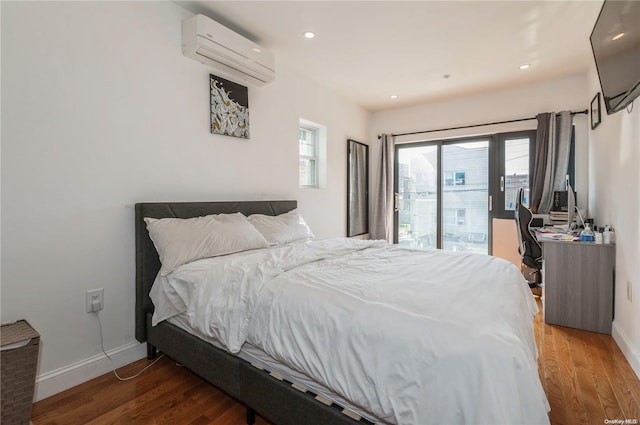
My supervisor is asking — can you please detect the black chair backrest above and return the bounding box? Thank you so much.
[514,187,542,268]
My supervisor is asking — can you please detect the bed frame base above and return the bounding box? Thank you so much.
[146,343,157,359]
[247,407,256,425]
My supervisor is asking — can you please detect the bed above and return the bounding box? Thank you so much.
[135,200,550,425]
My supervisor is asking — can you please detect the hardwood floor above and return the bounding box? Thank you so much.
[31,356,270,425]
[32,301,640,425]
[534,299,640,425]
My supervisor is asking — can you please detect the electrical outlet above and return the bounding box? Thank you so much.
[628,280,633,302]
[86,288,104,313]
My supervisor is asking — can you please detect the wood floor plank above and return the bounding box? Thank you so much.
[582,331,625,421]
[31,359,180,425]
[210,403,249,425]
[564,327,605,422]
[596,334,640,421]
[31,300,640,425]
[185,395,238,425]
[610,341,640,407]
[85,370,203,425]
[552,324,590,424]
[536,308,570,425]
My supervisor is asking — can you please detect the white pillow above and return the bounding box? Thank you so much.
[144,212,269,276]
[247,209,315,245]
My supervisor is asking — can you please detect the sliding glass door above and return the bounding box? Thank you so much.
[395,139,490,254]
[396,145,438,249]
[442,141,489,253]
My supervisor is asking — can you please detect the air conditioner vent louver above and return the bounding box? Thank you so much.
[182,14,275,86]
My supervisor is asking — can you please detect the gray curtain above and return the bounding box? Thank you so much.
[530,113,551,213]
[371,134,394,241]
[537,111,573,214]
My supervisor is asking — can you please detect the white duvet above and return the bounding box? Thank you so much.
[152,238,550,425]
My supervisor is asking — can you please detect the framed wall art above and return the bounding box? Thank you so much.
[210,74,250,139]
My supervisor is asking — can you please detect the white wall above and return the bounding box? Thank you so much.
[587,68,640,378]
[0,1,369,399]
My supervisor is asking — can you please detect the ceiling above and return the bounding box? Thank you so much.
[176,1,604,112]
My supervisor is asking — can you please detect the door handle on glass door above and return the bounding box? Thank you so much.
[394,193,399,212]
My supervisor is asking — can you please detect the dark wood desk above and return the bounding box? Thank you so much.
[541,240,615,334]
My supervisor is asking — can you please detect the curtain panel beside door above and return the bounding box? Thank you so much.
[531,111,573,214]
[371,134,394,241]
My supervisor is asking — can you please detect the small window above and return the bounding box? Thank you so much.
[444,208,466,226]
[456,208,466,225]
[299,119,327,188]
[444,171,466,186]
[299,126,318,187]
[444,172,454,186]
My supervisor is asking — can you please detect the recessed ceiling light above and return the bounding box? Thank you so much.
[304,32,316,39]
[519,64,530,70]
[390,95,398,99]
[252,47,262,53]
[612,32,625,41]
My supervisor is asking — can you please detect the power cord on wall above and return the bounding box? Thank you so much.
[94,311,165,381]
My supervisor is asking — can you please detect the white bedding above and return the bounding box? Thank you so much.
[151,238,550,425]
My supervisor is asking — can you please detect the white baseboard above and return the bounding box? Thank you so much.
[34,342,147,402]
[612,321,640,381]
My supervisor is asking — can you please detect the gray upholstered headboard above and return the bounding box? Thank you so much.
[135,200,297,343]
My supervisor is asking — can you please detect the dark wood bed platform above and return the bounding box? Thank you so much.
[135,201,370,425]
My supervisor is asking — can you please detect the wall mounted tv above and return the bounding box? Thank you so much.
[590,0,640,115]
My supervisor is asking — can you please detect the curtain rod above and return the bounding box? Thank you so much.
[378,109,588,139]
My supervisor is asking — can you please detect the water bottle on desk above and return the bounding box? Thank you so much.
[595,228,603,244]
[603,225,611,244]
[580,223,595,242]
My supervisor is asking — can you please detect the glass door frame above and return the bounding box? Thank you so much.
[394,136,495,253]
[393,140,442,248]
[492,130,537,219]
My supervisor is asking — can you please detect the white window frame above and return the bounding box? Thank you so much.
[299,125,318,187]
[299,118,327,189]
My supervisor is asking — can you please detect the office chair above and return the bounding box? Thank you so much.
[514,187,543,288]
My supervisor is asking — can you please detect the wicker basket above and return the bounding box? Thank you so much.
[1,320,40,425]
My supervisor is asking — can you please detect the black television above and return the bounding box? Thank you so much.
[590,0,640,115]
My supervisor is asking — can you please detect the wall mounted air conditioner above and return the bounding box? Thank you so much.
[182,14,275,86]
